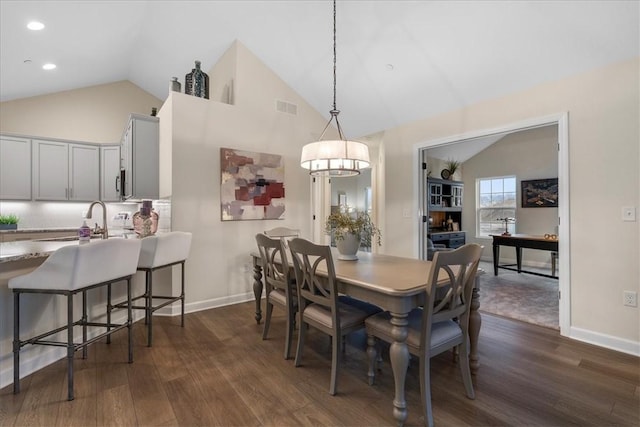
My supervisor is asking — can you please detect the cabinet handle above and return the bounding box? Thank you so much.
[115,176,120,192]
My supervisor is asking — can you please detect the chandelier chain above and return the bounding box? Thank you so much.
[332,0,337,112]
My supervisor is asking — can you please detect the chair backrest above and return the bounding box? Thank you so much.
[9,238,142,291]
[421,243,483,350]
[288,238,339,320]
[264,227,300,238]
[255,233,293,299]
[137,231,192,268]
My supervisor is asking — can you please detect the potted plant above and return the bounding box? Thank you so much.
[0,213,19,230]
[325,210,381,260]
[444,159,461,180]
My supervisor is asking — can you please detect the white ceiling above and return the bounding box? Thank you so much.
[1,1,638,138]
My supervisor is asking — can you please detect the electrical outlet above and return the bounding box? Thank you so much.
[623,291,637,307]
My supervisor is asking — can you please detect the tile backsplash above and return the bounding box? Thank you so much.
[0,200,171,232]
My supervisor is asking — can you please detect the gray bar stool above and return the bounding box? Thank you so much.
[9,238,142,401]
[112,231,192,347]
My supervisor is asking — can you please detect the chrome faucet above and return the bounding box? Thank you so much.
[86,201,108,239]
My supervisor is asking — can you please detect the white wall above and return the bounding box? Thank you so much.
[0,81,162,143]
[166,41,330,308]
[376,57,639,351]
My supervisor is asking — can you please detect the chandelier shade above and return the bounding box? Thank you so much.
[300,139,370,177]
[300,0,370,177]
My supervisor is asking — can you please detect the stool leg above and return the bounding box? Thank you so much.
[13,291,20,394]
[127,278,133,363]
[82,290,88,359]
[67,293,74,401]
[107,284,112,344]
[147,270,153,347]
[181,261,185,327]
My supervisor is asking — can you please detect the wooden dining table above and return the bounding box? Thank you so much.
[251,249,482,426]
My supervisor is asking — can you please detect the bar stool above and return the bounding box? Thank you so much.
[112,232,192,347]
[9,238,142,401]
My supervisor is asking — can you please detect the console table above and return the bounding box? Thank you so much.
[491,234,558,279]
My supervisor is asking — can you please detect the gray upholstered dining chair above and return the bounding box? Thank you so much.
[365,243,483,427]
[255,233,297,359]
[426,238,450,261]
[288,237,382,395]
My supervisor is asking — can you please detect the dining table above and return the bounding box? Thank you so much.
[250,249,482,426]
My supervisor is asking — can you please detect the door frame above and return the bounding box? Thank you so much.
[412,112,571,335]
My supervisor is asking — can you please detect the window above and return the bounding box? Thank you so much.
[477,176,516,237]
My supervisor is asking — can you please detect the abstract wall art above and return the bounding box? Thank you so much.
[220,148,285,220]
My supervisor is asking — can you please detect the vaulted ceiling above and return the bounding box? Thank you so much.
[1,1,638,138]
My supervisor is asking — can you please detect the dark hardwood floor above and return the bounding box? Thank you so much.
[1,301,638,426]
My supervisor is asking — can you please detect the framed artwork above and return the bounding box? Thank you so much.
[220,148,285,220]
[521,178,558,208]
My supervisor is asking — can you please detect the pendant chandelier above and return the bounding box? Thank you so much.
[300,0,370,177]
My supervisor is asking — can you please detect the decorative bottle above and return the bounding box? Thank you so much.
[133,200,159,238]
[78,220,91,244]
[184,60,209,99]
[170,77,181,93]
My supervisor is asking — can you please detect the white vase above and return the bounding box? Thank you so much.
[336,232,360,261]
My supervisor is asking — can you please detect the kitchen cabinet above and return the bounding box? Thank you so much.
[0,135,31,200]
[32,139,99,201]
[101,145,121,202]
[121,113,159,200]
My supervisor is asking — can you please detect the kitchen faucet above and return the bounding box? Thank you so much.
[86,201,108,239]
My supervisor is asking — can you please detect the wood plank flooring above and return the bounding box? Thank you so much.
[1,301,638,426]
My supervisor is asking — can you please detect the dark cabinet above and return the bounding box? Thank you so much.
[429,231,466,249]
[428,178,463,210]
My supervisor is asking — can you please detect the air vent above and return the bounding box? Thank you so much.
[276,99,297,115]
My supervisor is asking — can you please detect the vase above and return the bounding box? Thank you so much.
[336,232,360,261]
[184,60,209,99]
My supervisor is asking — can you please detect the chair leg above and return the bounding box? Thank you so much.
[106,283,112,344]
[82,290,88,359]
[262,301,273,340]
[366,334,377,386]
[127,278,133,363]
[13,292,20,395]
[180,261,185,327]
[146,270,153,347]
[294,317,307,367]
[419,355,433,427]
[284,308,294,360]
[330,333,339,395]
[67,293,75,401]
[459,341,475,399]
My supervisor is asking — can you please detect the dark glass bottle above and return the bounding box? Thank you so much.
[185,60,209,99]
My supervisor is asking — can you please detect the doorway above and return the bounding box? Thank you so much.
[413,113,570,335]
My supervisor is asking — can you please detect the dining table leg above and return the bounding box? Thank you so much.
[389,311,410,426]
[252,259,263,324]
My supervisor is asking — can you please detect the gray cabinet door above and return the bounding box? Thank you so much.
[0,136,31,200]
[33,139,68,200]
[69,144,99,201]
[101,145,121,202]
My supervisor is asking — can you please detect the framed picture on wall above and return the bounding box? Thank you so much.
[521,178,558,208]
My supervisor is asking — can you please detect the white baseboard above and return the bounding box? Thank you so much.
[154,291,257,316]
[568,326,640,357]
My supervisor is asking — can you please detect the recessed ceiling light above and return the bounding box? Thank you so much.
[27,21,45,31]
[24,59,32,64]
[42,63,56,70]
[386,64,394,71]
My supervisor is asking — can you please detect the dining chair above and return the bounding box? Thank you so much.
[365,243,483,427]
[288,237,382,395]
[255,233,297,359]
